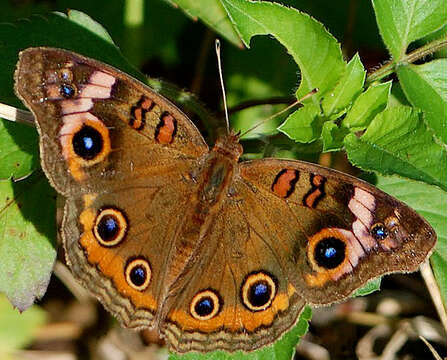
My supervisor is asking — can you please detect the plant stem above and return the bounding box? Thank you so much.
[420,260,447,333]
[405,36,447,64]
[366,35,447,85]
[0,103,35,126]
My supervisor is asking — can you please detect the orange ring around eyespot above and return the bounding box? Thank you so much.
[305,228,352,287]
[307,228,350,272]
[241,272,277,312]
[93,208,127,247]
[190,290,221,321]
[125,258,152,291]
[70,120,110,166]
[59,113,111,180]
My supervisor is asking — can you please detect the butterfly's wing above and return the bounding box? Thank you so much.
[14,47,209,328]
[161,193,306,353]
[62,174,198,328]
[14,47,208,196]
[161,157,436,352]
[237,158,436,304]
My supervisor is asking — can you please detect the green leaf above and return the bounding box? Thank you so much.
[389,82,411,107]
[0,172,56,311]
[344,105,447,192]
[220,0,345,100]
[64,9,115,44]
[170,306,312,360]
[224,36,298,136]
[0,295,46,356]
[0,120,38,180]
[397,60,447,144]
[353,278,381,297]
[321,121,349,152]
[424,24,447,58]
[375,175,447,305]
[278,104,321,143]
[341,81,391,131]
[322,53,366,118]
[163,0,243,47]
[372,0,447,60]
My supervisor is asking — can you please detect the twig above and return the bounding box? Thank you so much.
[17,350,75,360]
[296,338,330,360]
[53,261,91,303]
[366,35,447,85]
[346,311,390,327]
[419,336,443,360]
[0,102,35,126]
[356,323,390,360]
[381,321,413,360]
[34,322,82,341]
[420,260,447,333]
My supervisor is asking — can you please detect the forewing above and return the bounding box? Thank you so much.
[14,47,208,196]
[238,158,436,305]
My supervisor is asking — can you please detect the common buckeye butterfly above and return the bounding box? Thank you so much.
[14,48,436,353]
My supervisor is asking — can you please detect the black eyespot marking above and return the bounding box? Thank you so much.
[371,223,388,240]
[248,281,271,307]
[314,237,346,269]
[93,208,128,247]
[190,290,221,320]
[98,215,119,240]
[241,271,277,312]
[130,266,146,286]
[72,125,103,160]
[125,258,151,291]
[60,84,76,98]
[195,297,213,316]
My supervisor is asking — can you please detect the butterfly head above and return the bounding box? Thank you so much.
[212,129,243,161]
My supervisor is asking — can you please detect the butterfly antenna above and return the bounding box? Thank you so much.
[215,39,230,134]
[239,88,318,138]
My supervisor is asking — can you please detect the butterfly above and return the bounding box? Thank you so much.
[14,47,436,353]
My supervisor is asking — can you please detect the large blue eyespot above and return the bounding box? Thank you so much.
[72,125,103,160]
[241,271,277,312]
[195,297,213,317]
[314,237,346,269]
[94,208,128,247]
[97,215,119,242]
[190,290,221,320]
[125,258,151,291]
[248,281,270,308]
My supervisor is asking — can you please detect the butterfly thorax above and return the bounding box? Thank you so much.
[192,132,242,221]
[211,131,243,161]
